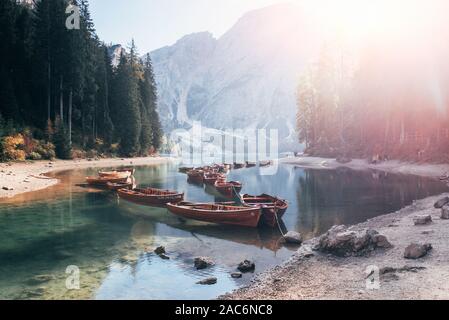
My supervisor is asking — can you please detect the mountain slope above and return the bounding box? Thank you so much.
[150,3,320,150]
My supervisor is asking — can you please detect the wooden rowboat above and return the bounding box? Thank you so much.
[86,176,129,186]
[179,167,194,174]
[203,172,226,185]
[214,180,242,198]
[187,170,204,184]
[106,180,135,191]
[259,160,273,167]
[233,163,245,169]
[98,170,132,179]
[245,161,256,168]
[117,188,184,207]
[241,194,288,228]
[166,202,261,228]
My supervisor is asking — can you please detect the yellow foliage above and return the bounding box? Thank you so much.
[1,134,26,161]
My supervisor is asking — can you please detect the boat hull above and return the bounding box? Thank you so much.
[187,170,204,184]
[214,181,243,198]
[167,203,261,228]
[241,194,288,228]
[117,188,184,207]
[86,176,129,186]
[106,181,134,191]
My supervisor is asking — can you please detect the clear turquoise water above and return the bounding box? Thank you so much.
[0,163,447,300]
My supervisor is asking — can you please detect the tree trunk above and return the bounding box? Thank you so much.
[47,63,51,121]
[59,75,64,121]
[68,87,72,145]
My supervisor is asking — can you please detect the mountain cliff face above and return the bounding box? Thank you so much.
[150,3,320,150]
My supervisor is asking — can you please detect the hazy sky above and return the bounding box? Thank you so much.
[89,0,286,53]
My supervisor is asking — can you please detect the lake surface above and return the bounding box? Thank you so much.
[0,162,447,300]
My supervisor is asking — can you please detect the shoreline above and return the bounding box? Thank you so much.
[280,156,449,179]
[222,193,449,300]
[221,157,449,300]
[0,157,174,200]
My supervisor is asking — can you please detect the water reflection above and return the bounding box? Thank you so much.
[0,162,447,299]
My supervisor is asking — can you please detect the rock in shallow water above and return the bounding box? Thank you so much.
[196,277,217,285]
[283,231,303,245]
[231,272,242,279]
[158,253,170,260]
[404,243,432,259]
[154,246,166,255]
[237,260,255,273]
[26,274,55,285]
[413,215,432,225]
[434,197,449,209]
[194,257,214,270]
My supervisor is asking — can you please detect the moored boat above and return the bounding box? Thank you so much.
[166,202,261,228]
[187,169,205,184]
[106,179,135,191]
[214,180,243,198]
[203,172,226,185]
[117,188,184,207]
[245,161,256,168]
[241,194,288,227]
[259,160,273,167]
[86,176,129,186]
[98,170,132,179]
[233,163,245,169]
[179,167,194,174]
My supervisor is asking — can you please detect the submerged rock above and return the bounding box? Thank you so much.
[154,246,166,255]
[413,215,432,225]
[404,243,432,259]
[197,277,217,285]
[283,231,303,245]
[316,225,392,257]
[21,287,46,298]
[237,260,255,273]
[26,274,55,285]
[194,257,215,270]
[158,253,170,260]
[434,197,449,209]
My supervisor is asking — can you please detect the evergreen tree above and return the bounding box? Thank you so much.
[53,116,72,159]
[111,51,142,156]
[0,0,164,160]
[142,54,163,151]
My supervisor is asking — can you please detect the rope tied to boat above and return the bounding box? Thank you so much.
[273,202,286,237]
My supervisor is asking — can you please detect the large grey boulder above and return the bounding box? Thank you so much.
[316,225,392,257]
[434,197,449,209]
[404,243,432,259]
[413,215,432,225]
[194,257,215,270]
